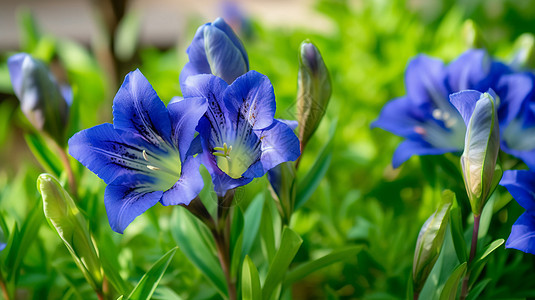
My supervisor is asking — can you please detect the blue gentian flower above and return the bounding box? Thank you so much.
[68,69,206,233]
[8,53,71,145]
[180,17,249,87]
[182,70,300,195]
[371,49,512,168]
[500,170,535,254]
[497,72,535,168]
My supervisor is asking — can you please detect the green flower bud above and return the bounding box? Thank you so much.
[510,33,535,70]
[8,53,71,146]
[297,40,332,152]
[37,174,102,292]
[451,90,501,215]
[413,190,453,294]
[462,19,486,49]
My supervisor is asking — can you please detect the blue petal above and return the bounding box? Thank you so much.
[68,123,178,185]
[371,96,423,138]
[447,49,491,92]
[199,149,253,196]
[277,119,298,131]
[224,70,276,130]
[112,69,173,146]
[168,96,207,161]
[405,55,449,108]
[213,17,249,70]
[449,90,484,126]
[161,156,204,206]
[7,53,27,97]
[500,170,535,212]
[505,212,535,254]
[204,22,248,84]
[501,144,535,169]
[496,72,534,127]
[257,120,301,173]
[104,181,163,233]
[179,25,212,88]
[392,139,456,168]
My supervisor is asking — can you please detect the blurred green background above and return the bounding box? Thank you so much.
[1,0,535,298]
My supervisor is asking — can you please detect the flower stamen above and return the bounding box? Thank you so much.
[213,142,232,160]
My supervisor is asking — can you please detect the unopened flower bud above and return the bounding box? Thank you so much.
[297,41,332,152]
[8,53,71,145]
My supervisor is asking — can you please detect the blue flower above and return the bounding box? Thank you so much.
[8,53,71,145]
[182,71,300,196]
[180,17,249,87]
[68,69,206,233]
[500,170,535,254]
[371,49,513,168]
[497,72,535,168]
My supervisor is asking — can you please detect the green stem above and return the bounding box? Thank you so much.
[460,214,481,300]
[57,144,77,198]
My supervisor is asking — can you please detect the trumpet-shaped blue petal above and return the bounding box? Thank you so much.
[501,170,535,254]
[180,17,249,86]
[69,70,204,233]
[372,49,517,168]
[506,213,535,254]
[257,120,301,172]
[392,140,455,169]
[500,170,535,212]
[188,71,299,195]
[224,70,276,130]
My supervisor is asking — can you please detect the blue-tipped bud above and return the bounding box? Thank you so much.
[180,17,249,85]
[450,90,501,215]
[8,53,71,145]
[297,41,332,152]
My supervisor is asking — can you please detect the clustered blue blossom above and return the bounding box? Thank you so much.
[67,18,300,233]
[374,49,535,254]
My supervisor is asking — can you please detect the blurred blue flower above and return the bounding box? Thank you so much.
[180,17,249,87]
[500,170,535,254]
[372,49,513,168]
[8,53,71,145]
[498,72,535,168]
[68,69,206,233]
[182,71,300,196]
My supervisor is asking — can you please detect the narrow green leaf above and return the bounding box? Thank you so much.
[5,197,43,282]
[469,239,504,287]
[260,198,276,261]
[262,227,303,300]
[17,9,41,53]
[114,11,141,61]
[466,278,491,300]
[450,207,467,263]
[25,134,63,177]
[170,206,227,296]
[127,247,177,300]
[284,246,362,289]
[295,124,335,210]
[407,271,414,300]
[439,262,467,300]
[242,193,264,259]
[241,256,261,300]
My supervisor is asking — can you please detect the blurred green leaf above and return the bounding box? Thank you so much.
[25,134,63,177]
[439,262,466,300]
[170,206,227,297]
[241,255,261,300]
[17,9,41,53]
[295,123,335,210]
[466,278,491,300]
[242,193,264,259]
[115,11,141,61]
[262,227,303,300]
[450,207,467,263]
[283,245,362,289]
[469,238,504,288]
[127,247,177,300]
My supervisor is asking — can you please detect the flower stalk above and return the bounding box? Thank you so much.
[460,214,481,300]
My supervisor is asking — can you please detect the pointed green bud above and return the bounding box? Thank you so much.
[37,174,103,292]
[413,190,453,294]
[297,40,332,152]
[450,90,501,215]
[510,33,535,70]
[462,19,486,49]
[8,53,71,146]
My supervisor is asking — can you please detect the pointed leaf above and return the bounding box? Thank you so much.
[127,247,177,300]
[468,239,504,287]
[439,262,467,300]
[262,227,303,300]
[241,256,261,300]
[25,134,63,177]
[242,193,264,259]
[450,207,467,263]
